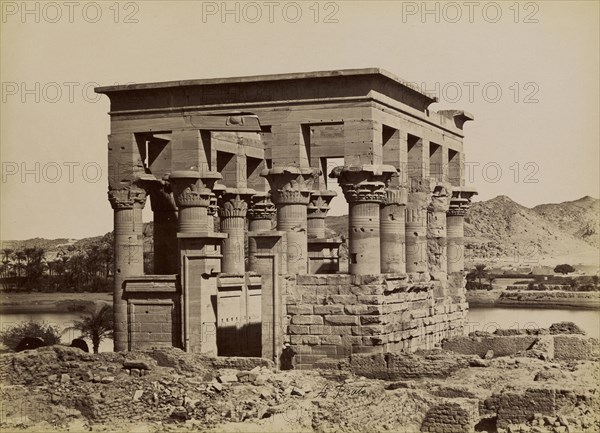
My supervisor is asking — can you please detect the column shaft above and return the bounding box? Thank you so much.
[405,192,429,274]
[447,213,464,273]
[277,202,308,275]
[220,216,245,273]
[380,202,406,273]
[307,216,325,238]
[109,187,147,352]
[348,201,381,275]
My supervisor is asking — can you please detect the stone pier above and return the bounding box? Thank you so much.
[108,186,147,352]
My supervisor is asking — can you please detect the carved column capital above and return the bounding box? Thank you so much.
[307,190,337,219]
[248,192,276,221]
[108,186,147,210]
[261,166,319,205]
[447,187,478,216]
[168,170,222,209]
[330,164,396,204]
[383,186,408,206]
[218,188,256,218]
[428,184,452,213]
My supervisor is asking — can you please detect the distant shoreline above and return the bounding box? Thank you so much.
[467,290,600,310]
[0,292,112,315]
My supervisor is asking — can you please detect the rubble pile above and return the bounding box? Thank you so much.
[0,331,598,433]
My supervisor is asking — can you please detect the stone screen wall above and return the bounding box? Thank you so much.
[283,274,468,369]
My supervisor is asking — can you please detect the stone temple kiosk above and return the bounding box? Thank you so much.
[96,68,476,368]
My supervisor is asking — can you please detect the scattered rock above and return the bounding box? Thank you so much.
[218,374,238,383]
[385,381,415,390]
[60,373,70,383]
[123,360,152,370]
[291,387,305,397]
[130,368,141,377]
[170,406,188,421]
[133,390,144,401]
[484,350,494,360]
[47,374,58,382]
[469,358,489,367]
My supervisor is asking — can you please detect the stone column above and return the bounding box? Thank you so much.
[307,190,337,239]
[108,186,147,352]
[330,165,396,275]
[405,179,431,277]
[148,179,178,275]
[380,180,408,274]
[447,188,477,275]
[218,188,255,274]
[169,170,222,233]
[208,183,226,233]
[248,192,276,232]
[428,185,451,289]
[261,167,318,275]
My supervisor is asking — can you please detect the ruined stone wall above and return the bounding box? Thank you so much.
[420,401,477,433]
[480,388,598,429]
[283,274,468,369]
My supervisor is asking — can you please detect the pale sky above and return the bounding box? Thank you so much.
[1,1,598,240]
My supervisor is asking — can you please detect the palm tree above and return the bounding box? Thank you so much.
[474,264,487,290]
[14,250,26,278]
[63,304,113,353]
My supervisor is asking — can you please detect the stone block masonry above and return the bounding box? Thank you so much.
[284,273,468,369]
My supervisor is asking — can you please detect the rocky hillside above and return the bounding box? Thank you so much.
[463,195,598,264]
[533,196,599,248]
[324,195,599,265]
[2,196,598,266]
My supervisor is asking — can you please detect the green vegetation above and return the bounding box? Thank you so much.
[63,304,113,354]
[0,321,61,350]
[1,233,113,293]
[554,264,576,275]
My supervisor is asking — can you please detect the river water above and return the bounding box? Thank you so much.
[1,307,598,352]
